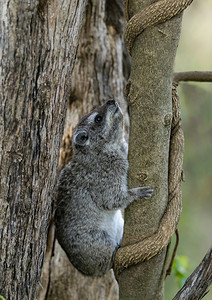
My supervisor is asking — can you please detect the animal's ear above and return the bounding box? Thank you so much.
[73,129,89,146]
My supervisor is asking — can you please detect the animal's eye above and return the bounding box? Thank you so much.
[80,134,88,142]
[94,114,103,124]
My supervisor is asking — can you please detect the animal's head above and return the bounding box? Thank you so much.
[73,100,124,153]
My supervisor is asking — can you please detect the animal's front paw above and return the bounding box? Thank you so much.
[141,186,154,199]
[129,186,154,200]
[137,186,154,199]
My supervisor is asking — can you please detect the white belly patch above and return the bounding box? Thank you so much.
[100,209,124,245]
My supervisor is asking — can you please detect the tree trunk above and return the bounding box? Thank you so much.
[0,0,87,299]
[40,0,129,299]
[117,1,183,299]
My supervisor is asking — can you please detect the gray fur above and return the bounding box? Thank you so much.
[54,100,153,277]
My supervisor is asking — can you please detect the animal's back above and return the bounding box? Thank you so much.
[54,100,153,276]
[55,149,126,276]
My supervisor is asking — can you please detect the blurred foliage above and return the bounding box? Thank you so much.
[165,1,212,299]
[173,255,190,288]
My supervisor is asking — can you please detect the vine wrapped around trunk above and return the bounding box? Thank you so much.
[114,0,192,298]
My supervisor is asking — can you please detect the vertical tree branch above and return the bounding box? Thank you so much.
[115,0,188,299]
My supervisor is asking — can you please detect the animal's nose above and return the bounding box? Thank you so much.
[107,99,116,106]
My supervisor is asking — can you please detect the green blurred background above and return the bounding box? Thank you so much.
[165,0,212,299]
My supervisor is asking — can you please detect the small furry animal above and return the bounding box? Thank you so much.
[54,100,153,276]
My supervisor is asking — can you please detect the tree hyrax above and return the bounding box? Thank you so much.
[54,99,153,276]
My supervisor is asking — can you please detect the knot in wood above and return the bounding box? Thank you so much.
[164,113,172,126]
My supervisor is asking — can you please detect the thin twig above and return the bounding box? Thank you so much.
[173,71,212,84]
[166,229,179,277]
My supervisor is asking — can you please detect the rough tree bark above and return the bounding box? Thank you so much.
[115,1,185,299]
[39,0,129,299]
[0,0,87,299]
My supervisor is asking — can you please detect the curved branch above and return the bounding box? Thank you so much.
[173,71,212,84]
[173,247,212,300]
